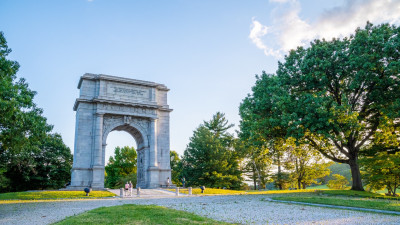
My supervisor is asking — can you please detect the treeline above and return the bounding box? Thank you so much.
[171,112,341,190]
[171,22,400,195]
[0,32,72,192]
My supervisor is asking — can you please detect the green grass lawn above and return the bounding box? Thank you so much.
[270,189,400,212]
[168,188,317,195]
[0,190,116,200]
[272,195,400,212]
[55,204,231,225]
[306,184,329,189]
[319,190,384,198]
[169,188,246,195]
[247,189,317,195]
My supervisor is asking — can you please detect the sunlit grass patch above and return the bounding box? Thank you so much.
[320,190,383,198]
[271,196,400,212]
[246,189,318,195]
[167,188,246,195]
[167,188,319,195]
[55,204,230,225]
[306,184,329,189]
[0,190,116,201]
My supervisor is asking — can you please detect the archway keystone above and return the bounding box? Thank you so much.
[68,73,172,189]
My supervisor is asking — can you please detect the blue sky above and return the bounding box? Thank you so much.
[1,0,399,162]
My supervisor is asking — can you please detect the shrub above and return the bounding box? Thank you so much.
[327,174,349,190]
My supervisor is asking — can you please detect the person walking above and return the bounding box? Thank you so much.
[124,182,129,196]
[128,181,133,196]
[167,177,170,187]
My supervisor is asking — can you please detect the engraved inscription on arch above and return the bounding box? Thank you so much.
[106,81,151,101]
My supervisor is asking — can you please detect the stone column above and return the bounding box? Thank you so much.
[148,118,159,188]
[91,112,105,189]
[149,118,158,167]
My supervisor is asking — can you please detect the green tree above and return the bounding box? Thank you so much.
[0,31,72,192]
[326,163,352,185]
[239,75,289,190]
[360,152,400,196]
[240,23,400,191]
[327,174,349,190]
[181,112,242,189]
[0,32,51,156]
[2,133,72,191]
[284,138,333,189]
[170,150,182,186]
[105,146,137,188]
[238,143,272,190]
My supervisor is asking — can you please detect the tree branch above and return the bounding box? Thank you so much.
[306,136,348,163]
[331,139,350,158]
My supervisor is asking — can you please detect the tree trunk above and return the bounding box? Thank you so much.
[296,159,301,189]
[277,155,282,190]
[387,183,392,196]
[252,166,257,190]
[349,158,364,191]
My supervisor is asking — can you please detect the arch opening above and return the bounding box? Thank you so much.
[103,123,148,188]
[105,130,137,165]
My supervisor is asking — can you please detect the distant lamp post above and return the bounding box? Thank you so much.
[181,177,186,188]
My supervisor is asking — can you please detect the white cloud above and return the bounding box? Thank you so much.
[251,0,400,57]
[249,19,281,57]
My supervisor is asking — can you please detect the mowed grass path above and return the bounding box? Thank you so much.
[55,204,231,225]
[0,190,116,201]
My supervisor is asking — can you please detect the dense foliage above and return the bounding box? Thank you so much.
[105,146,137,188]
[327,174,349,190]
[170,150,182,186]
[360,152,400,196]
[282,138,333,189]
[325,163,352,185]
[181,112,243,189]
[239,22,400,191]
[0,32,72,192]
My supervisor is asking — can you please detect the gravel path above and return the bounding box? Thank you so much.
[1,194,400,225]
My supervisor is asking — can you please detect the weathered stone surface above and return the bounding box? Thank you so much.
[68,73,172,189]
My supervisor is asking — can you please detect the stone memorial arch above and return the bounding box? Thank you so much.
[68,73,172,189]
